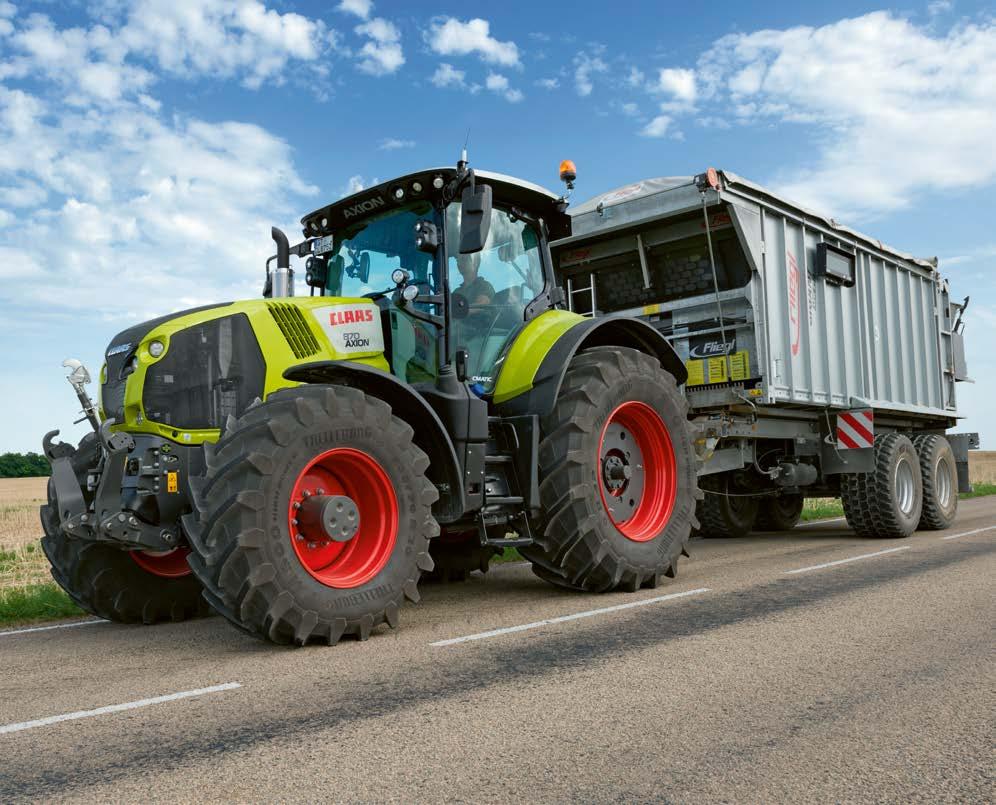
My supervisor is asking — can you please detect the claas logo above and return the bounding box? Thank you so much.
[329,308,375,326]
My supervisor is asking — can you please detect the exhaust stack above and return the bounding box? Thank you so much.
[271,226,293,297]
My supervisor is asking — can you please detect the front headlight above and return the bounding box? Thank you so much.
[148,340,165,358]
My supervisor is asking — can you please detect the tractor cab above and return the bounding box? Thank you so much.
[292,164,571,395]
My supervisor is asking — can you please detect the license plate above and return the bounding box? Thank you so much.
[312,235,335,255]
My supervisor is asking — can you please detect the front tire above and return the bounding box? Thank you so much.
[40,434,208,624]
[184,385,439,646]
[523,347,699,593]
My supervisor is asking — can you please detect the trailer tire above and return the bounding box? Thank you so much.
[755,494,804,532]
[523,347,699,593]
[912,434,958,530]
[184,385,439,646]
[841,432,922,538]
[695,482,759,539]
[40,434,209,624]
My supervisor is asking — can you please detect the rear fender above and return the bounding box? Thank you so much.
[495,316,686,419]
[283,361,465,523]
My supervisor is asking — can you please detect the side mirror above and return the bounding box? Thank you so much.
[459,183,492,254]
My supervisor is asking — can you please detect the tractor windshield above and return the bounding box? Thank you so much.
[323,201,439,298]
[446,202,544,389]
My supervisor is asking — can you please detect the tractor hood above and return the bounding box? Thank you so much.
[100,297,390,444]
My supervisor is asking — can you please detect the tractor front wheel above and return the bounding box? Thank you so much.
[523,347,699,592]
[41,433,209,624]
[184,385,439,646]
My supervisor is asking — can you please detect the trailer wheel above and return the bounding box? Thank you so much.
[184,385,439,646]
[523,347,699,592]
[755,494,804,532]
[695,478,759,538]
[40,433,209,624]
[841,432,922,538]
[912,434,958,530]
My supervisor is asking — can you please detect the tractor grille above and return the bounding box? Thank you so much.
[268,302,320,359]
[101,356,129,423]
[142,314,265,431]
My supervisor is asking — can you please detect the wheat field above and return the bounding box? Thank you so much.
[0,477,50,589]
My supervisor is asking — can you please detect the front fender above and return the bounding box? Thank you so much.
[283,361,464,524]
[494,313,686,418]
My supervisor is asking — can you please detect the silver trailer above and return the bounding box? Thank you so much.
[551,169,978,539]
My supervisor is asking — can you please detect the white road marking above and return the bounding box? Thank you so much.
[431,588,710,647]
[799,517,848,526]
[0,682,242,736]
[941,525,996,541]
[0,619,105,638]
[784,546,910,575]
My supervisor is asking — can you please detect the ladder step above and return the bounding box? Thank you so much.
[485,538,532,549]
[485,455,513,464]
[485,496,523,506]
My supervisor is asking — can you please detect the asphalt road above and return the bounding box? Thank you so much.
[1,498,993,803]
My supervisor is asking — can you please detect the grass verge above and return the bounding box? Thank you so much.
[0,582,82,627]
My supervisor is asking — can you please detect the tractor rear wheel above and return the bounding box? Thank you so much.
[523,347,699,593]
[695,476,759,538]
[40,433,209,624]
[755,494,804,532]
[184,385,439,646]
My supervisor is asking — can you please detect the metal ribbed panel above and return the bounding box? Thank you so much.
[267,303,320,359]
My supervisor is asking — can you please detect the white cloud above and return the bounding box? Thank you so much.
[431,62,465,88]
[378,137,414,150]
[342,175,379,197]
[0,2,336,101]
[689,12,996,216]
[625,67,645,88]
[485,72,523,103]
[619,102,639,117]
[536,77,559,90]
[640,114,671,137]
[655,67,696,103]
[574,51,607,96]
[928,0,953,16]
[0,87,318,320]
[337,0,372,19]
[354,17,403,75]
[427,17,520,67]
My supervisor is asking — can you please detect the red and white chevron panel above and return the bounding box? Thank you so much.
[836,409,874,449]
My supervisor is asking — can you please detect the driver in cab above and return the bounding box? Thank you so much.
[454,253,495,305]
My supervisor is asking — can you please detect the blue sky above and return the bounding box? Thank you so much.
[0,0,994,452]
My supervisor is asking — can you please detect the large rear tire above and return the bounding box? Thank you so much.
[184,385,439,646]
[754,494,804,532]
[912,434,958,530]
[695,475,759,538]
[841,432,922,538]
[40,434,209,624]
[523,347,699,593]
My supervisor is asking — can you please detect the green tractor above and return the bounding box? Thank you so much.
[41,159,699,645]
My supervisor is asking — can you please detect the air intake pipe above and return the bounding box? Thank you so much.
[271,226,293,297]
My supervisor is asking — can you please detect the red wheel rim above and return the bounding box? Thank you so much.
[288,448,398,589]
[596,401,677,542]
[130,548,192,578]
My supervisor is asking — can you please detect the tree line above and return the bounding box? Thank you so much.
[0,453,52,478]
